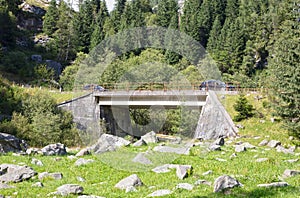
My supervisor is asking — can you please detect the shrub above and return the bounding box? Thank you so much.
[233,94,255,122]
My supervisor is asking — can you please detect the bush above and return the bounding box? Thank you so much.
[233,94,255,122]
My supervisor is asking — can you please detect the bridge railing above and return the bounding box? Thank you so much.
[76,82,268,93]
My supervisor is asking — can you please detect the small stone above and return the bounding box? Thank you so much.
[77,176,86,182]
[50,172,63,180]
[78,196,105,198]
[230,153,237,159]
[26,148,40,155]
[215,158,227,162]
[235,145,247,153]
[256,158,269,162]
[258,139,269,146]
[56,184,84,195]
[213,175,242,193]
[284,159,299,163]
[152,164,171,173]
[31,158,43,166]
[76,148,90,157]
[242,142,256,149]
[194,179,212,186]
[202,170,213,176]
[176,183,194,191]
[209,145,221,151]
[267,140,281,148]
[32,182,43,187]
[75,158,95,166]
[282,169,300,178]
[115,174,143,190]
[289,136,294,141]
[257,182,289,188]
[147,189,172,197]
[253,136,261,140]
[67,155,77,160]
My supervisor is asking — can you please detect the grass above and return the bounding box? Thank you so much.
[0,93,299,197]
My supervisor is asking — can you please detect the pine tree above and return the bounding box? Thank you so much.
[207,16,222,53]
[0,6,17,47]
[90,0,109,50]
[110,0,127,33]
[268,0,300,138]
[54,1,76,62]
[73,0,94,53]
[43,0,58,36]
[156,0,178,28]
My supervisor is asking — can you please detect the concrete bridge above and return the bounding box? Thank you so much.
[58,90,238,140]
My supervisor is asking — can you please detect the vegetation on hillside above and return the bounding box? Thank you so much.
[0,0,299,143]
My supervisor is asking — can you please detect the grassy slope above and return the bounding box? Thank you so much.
[0,93,299,197]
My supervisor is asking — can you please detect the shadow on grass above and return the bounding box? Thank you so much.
[192,186,299,198]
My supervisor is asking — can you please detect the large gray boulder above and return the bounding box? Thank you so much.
[267,140,281,148]
[115,174,143,190]
[0,133,27,153]
[56,184,84,196]
[41,143,67,156]
[213,175,242,193]
[0,164,36,183]
[91,134,130,154]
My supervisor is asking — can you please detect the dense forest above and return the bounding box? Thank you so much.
[0,0,299,144]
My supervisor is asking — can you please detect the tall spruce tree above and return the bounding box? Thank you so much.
[90,0,109,50]
[110,0,127,33]
[43,0,58,36]
[156,0,178,28]
[268,0,300,138]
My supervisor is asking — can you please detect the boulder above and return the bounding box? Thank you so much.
[38,172,63,180]
[175,165,192,180]
[153,145,190,155]
[132,153,152,165]
[141,131,158,144]
[284,159,299,163]
[56,184,84,196]
[213,175,242,193]
[267,140,281,148]
[0,133,27,153]
[45,60,62,76]
[147,189,172,197]
[235,145,247,153]
[0,183,15,189]
[282,169,300,178]
[115,174,143,190]
[176,183,194,191]
[75,158,95,166]
[31,158,43,166]
[76,148,90,157]
[258,139,269,146]
[212,138,225,146]
[156,134,182,144]
[125,186,137,193]
[31,55,42,62]
[276,145,295,154]
[0,164,36,183]
[91,134,130,154]
[132,139,146,147]
[257,182,289,188]
[32,182,43,187]
[41,143,67,156]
